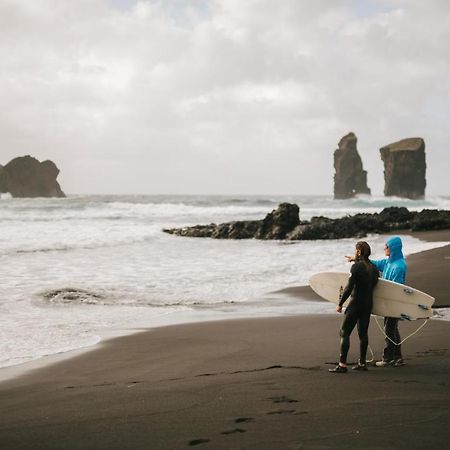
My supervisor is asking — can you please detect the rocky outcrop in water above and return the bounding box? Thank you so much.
[166,203,304,240]
[0,155,65,198]
[43,288,104,305]
[163,204,450,240]
[380,138,426,199]
[255,203,300,239]
[334,132,371,199]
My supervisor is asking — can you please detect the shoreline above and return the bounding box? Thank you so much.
[1,229,449,384]
[0,230,449,448]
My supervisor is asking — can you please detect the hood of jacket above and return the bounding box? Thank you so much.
[386,236,404,262]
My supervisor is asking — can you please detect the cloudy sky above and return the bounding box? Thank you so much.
[0,0,449,195]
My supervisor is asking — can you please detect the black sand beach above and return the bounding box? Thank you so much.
[1,231,449,449]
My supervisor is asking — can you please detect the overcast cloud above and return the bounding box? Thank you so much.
[0,0,449,195]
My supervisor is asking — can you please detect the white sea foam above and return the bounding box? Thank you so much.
[0,194,448,369]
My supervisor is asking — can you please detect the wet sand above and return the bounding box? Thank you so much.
[0,230,449,449]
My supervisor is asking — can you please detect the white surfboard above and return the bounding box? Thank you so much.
[309,272,434,320]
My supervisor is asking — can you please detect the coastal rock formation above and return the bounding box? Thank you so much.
[164,204,450,240]
[166,203,304,240]
[255,203,300,239]
[380,138,426,199]
[0,155,65,198]
[334,132,371,199]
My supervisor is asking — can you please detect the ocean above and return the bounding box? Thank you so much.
[1,194,449,369]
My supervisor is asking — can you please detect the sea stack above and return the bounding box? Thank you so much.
[0,155,65,198]
[333,132,371,199]
[380,138,426,199]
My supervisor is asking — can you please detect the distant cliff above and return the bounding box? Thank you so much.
[333,132,371,199]
[380,138,426,199]
[0,155,65,198]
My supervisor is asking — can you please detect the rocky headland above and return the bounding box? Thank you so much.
[380,137,426,199]
[333,132,371,199]
[163,203,450,240]
[0,155,65,198]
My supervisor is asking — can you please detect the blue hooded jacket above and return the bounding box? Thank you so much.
[371,236,407,284]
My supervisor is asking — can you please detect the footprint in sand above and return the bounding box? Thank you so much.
[268,395,299,404]
[221,428,246,435]
[93,382,115,387]
[234,417,254,424]
[266,409,308,416]
[188,438,210,446]
[267,409,296,415]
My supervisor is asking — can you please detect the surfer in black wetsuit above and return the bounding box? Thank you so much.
[329,241,379,373]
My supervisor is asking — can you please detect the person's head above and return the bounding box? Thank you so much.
[385,236,404,261]
[355,241,371,261]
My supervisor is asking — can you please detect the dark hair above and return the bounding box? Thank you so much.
[355,241,377,280]
[356,241,371,260]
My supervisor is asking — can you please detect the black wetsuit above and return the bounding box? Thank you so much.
[338,260,379,365]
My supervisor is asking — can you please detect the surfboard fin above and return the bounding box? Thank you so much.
[418,304,429,310]
[403,288,413,294]
[400,314,411,321]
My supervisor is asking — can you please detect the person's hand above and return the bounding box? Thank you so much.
[336,305,343,313]
[345,255,354,262]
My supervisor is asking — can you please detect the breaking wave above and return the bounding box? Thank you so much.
[39,287,240,307]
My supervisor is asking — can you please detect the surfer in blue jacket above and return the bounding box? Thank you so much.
[371,236,407,367]
[330,241,379,373]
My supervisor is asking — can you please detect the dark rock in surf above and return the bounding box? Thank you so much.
[380,137,426,199]
[378,206,415,230]
[164,203,302,240]
[0,155,65,198]
[411,209,450,231]
[333,132,371,199]
[286,207,448,240]
[163,205,450,240]
[43,288,104,304]
[255,203,300,239]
